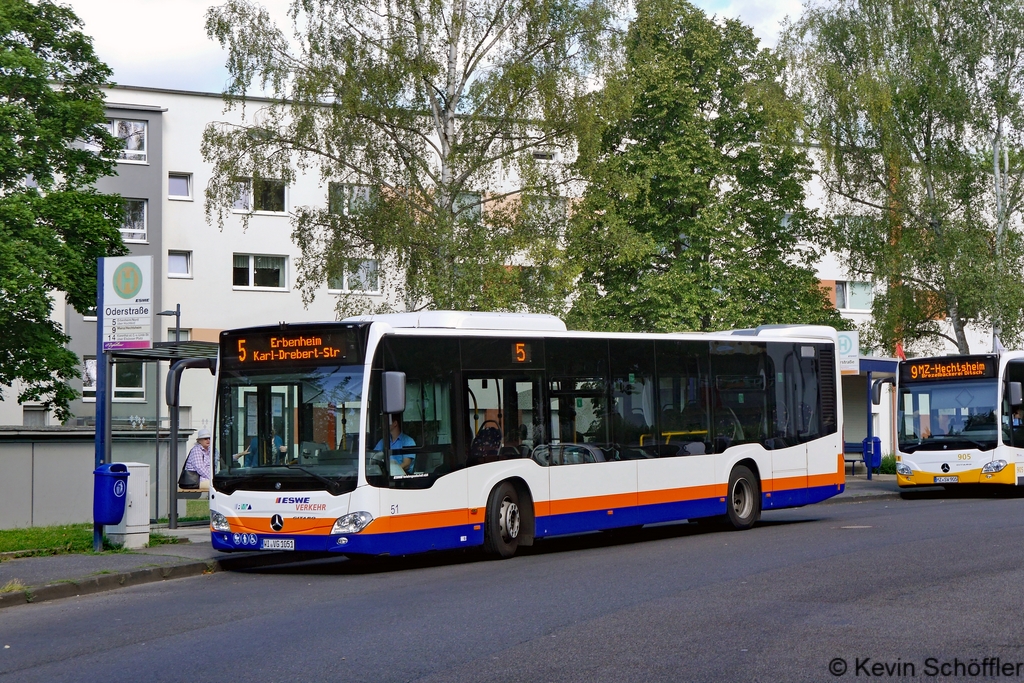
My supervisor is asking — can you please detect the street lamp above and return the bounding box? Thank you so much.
[157,304,181,343]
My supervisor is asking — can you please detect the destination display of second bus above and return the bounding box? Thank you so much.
[899,355,996,383]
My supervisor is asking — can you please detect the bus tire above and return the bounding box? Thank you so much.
[483,482,521,559]
[726,465,760,530]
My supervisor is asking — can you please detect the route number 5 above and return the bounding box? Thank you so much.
[237,339,246,362]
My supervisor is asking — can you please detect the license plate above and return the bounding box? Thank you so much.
[934,476,958,484]
[261,538,295,550]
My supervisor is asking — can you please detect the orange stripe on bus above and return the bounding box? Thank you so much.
[637,483,726,507]
[548,492,637,516]
[363,508,470,535]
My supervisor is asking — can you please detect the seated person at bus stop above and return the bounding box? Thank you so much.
[234,429,287,466]
[373,414,416,474]
[184,428,213,483]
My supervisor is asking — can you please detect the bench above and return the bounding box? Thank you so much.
[177,480,209,500]
[843,442,867,475]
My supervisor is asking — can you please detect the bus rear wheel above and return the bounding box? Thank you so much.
[726,465,761,530]
[484,482,521,559]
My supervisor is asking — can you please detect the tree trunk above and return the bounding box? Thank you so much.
[948,301,971,354]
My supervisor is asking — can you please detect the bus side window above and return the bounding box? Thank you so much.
[710,341,770,451]
[654,340,711,457]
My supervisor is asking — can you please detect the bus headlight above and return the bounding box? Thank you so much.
[982,460,1008,474]
[210,510,230,532]
[331,511,373,535]
[895,462,913,477]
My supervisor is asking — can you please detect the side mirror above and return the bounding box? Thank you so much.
[1011,381,1023,407]
[871,377,894,405]
[382,371,406,414]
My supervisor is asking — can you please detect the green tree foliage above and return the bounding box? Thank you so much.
[783,0,1024,354]
[0,0,125,422]
[567,0,846,333]
[202,0,618,315]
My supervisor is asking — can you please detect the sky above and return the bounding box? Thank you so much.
[68,0,805,94]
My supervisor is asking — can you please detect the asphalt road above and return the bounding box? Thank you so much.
[4,491,1024,683]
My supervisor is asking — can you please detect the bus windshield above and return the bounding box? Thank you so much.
[897,379,998,452]
[214,365,364,495]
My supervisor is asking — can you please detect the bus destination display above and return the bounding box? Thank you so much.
[900,356,996,382]
[222,329,360,369]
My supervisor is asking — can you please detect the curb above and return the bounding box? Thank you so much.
[821,491,903,505]
[0,550,324,610]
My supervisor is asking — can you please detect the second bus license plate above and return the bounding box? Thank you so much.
[933,476,958,484]
[261,538,295,551]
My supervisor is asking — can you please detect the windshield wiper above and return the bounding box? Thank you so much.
[901,438,993,452]
[285,464,345,495]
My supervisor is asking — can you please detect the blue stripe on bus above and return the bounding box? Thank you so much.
[212,483,842,555]
[213,524,485,556]
[764,483,843,509]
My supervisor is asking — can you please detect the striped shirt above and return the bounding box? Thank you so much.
[184,442,212,481]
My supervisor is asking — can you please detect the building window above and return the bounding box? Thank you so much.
[83,306,97,322]
[121,199,147,242]
[836,281,873,310]
[328,183,375,215]
[168,328,191,342]
[532,149,557,162]
[108,119,147,163]
[233,178,286,213]
[233,254,287,289]
[168,173,191,199]
[454,192,482,223]
[328,259,380,293]
[522,195,566,223]
[168,250,191,278]
[83,357,97,401]
[22,407,47,427]
[113,361,145,401]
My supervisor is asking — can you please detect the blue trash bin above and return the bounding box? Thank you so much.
[862,437,882,470]
[93,463,130,525]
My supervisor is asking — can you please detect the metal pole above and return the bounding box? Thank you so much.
[104,354,113,465]
[169,399,179,529]
[154,360,160,523]
[866,370,873,481]
[93,259,106,552]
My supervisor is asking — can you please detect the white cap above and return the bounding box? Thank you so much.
[197,428,211,439]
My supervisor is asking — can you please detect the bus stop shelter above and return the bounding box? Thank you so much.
[843,356,899,479]
[95,341,218,530]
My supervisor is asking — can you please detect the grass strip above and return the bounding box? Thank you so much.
[0,524,94,554]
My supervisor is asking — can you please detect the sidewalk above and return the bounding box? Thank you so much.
[827,471,904,503]
[0,473,909,609]
[0,525,316,610]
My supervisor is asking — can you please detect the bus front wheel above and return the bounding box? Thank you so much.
[484,482,521,559]
[726,465,761,530]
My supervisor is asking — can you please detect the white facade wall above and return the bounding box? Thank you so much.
[104,86,392,431]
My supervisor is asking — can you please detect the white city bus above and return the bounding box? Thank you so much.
[209,312,846,558]
[885,353,1024,488]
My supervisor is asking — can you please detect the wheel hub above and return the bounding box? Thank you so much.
[731,479,752,519]
[499,497,520,541]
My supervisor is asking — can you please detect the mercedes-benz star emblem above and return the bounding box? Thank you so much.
[941,463,950,473]
[270,514,284,531]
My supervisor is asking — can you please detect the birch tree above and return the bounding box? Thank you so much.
[203,0,618,315]
[784,0,1024,354]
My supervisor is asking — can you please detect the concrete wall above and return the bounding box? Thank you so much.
[0,429,193,530]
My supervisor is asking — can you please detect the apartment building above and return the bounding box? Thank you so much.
[1,84,997,455]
